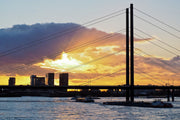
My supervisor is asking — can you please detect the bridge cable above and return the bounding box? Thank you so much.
[134,53,167,85]
[0,10,126,58]
[1,29,125,74]
[134,8,180,33]
[64,49,124,72]
[135,68,165,86]
[134,15,180,40]
[79,69,123,85]
[3,31,125,75]
[134,47,180,72]
[134,28,179,56]
[135,28,180,52]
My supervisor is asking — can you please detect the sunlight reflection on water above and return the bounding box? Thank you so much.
[0,97,179,120]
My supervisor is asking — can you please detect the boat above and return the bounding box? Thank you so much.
[71,96,94,103]
[103,100,173,108]
[151,100,173,108]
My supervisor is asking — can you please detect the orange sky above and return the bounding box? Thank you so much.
[0,50,179,86]
[0,25,179,86]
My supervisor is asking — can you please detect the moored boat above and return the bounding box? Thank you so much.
[71,96,95,103]
[103,100,173,108]
[151,100,173,108]
[75,97,94,102]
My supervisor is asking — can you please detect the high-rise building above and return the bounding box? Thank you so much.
[9,77,15,86]
[59,73,68,86]
[35,77,45,86]
[30,75,36,86]
[45,73,54,86]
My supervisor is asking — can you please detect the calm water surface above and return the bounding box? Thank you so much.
[0,97,180,120]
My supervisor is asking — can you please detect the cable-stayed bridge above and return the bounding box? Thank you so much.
[0,4,180,102]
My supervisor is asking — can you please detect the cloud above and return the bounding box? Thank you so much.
[0,23,85,65]
[0,23,151,65]
[1,22,179,85]
[142,56,180,73]
[0,23,128,75]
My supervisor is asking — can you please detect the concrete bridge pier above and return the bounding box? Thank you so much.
[172,88,175,102]
[167,88,175,102]
[167,89,170,102]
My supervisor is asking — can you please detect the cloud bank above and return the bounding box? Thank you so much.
[0,23,179,85]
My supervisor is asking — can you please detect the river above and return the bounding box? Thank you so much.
[0,97,180,120]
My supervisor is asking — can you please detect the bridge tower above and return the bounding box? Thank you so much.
[126,4,134,103]
[126,8,130,102]
[130,3,134,103]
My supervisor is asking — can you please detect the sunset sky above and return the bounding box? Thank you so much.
[0,0,179,86]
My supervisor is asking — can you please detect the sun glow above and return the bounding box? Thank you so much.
[53,52,82,67]
[35,52,92,72]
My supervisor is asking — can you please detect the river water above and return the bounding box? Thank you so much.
[0,97,179,120]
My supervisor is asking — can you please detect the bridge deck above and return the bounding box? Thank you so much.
[0,85,180,89]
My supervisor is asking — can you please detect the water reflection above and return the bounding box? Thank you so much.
[0,97,179,120]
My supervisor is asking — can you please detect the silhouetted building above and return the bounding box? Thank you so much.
[9,77,15,86]
[46,73,54,86]
[30,75,36,86]
[59,73,68,86]
[35,77,45,86]
[59,73,68,92]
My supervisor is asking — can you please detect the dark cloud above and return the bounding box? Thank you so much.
[0,22,155,76]
[171,55,180,62]
[0,23,82,65]
[135,55,180,74]
[0,23,124,74]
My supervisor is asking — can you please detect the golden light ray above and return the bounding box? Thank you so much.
[34,52,93,72]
